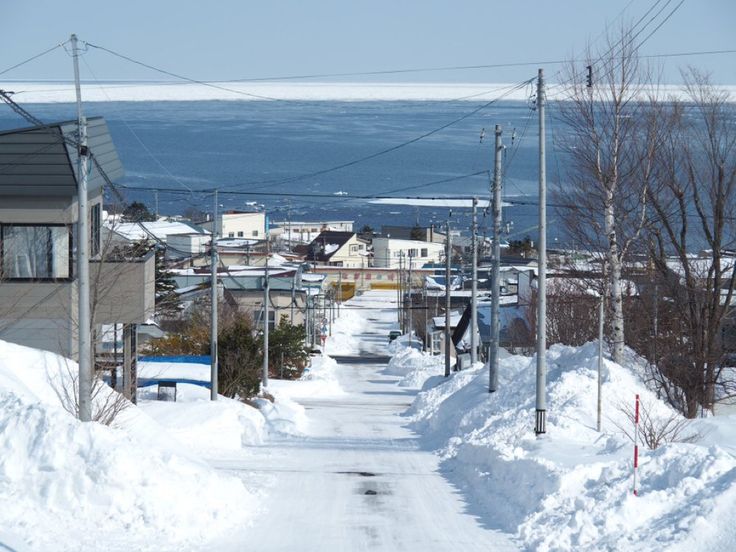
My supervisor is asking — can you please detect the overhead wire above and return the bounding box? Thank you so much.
[0,40,67,77]
[212,78,535,193]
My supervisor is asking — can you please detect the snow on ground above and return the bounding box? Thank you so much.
[0,340,257,551]
[325,290,397,356]
[399,341,736,551]
[384,338,445,388]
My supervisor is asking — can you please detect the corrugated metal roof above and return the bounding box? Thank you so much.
[0,116,123,196]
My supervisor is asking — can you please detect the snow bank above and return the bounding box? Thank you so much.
[139,394,267,450]
[253,394,308,436]
[406,342,736,551]
[0,340,256,550]
[384,346,444,388]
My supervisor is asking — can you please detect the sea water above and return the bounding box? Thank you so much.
[0,100,568,242]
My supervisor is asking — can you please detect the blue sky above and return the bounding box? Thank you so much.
[3,0,735,84]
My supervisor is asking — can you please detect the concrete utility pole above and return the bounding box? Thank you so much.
[407,251,413,336]
[489,125,503,392]
[597,296,604,432]
[535,68,548,435]
[263,228,270,390]
[71,34,92,422]
[444,218,452,377]
[396,252,402,329]
[210,190,218,400]
[470,197,478,364]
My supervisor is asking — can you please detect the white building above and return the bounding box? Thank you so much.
[273,220,354,244]
[372,237,445,269]
[202,211,266,239]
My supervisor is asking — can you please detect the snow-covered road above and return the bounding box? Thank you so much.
[210,359,517,551]
[208,294,518,551]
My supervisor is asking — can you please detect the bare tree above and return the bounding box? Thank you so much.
[555,28,658,365]
[612,398,699,450]
[644,70,736,417]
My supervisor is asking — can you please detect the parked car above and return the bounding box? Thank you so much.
[388,330,402,342]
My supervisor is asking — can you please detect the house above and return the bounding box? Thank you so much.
[0,117,155,398]
[306,231,368,268]
[201,210,266,239]
[171,263,328,341]
[273,220,354,244]
[372,237,445,269]
[380,225,445,243]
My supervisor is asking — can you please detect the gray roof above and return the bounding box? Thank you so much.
[0,116,123,196]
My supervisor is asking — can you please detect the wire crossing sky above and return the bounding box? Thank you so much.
[2,0,735,84]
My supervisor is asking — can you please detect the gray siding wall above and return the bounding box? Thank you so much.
[91,252,156,324]
[0,117,123,197]
[0,281,76,358]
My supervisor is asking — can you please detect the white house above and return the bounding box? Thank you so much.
[202,210,266,239]
[306,231,368,268]
[372,237,444,269]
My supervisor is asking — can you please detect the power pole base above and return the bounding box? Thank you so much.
[535,409,546,435]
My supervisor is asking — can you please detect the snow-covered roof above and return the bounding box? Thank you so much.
[108,220,208,242]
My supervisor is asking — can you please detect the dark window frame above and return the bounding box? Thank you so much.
[0,223,74,282]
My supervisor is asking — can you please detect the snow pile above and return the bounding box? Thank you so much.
[253,394,308,436]
[298,353,344,395]
[324,307,368,355]
[406,342,736,551]
[140,395,267,450]
[384,346,444,388]
[0,340,256,550]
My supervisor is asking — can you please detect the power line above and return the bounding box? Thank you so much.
[84,42,297,102]
[0,41,67,77]
[214,79,535,192]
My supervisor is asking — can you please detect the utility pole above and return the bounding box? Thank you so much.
[407,251,413,336]
[154,189,159,219]
[490,125,503,392]
[263,230,270,390]
[71,34,92,423]
[337,270,342,317]
[535,68,548,436]
[397,252,403,329]
[471,197,478,365]
[444,218,452,377]
[210,190,218,400]
[597,296,604,432]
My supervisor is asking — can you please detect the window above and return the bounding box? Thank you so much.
[90,204,101,257]
[408,248,418,257]
[350,244,358,253]
[252,230,259,237]
[421,248,428,257]
[1,225,72,280]
[237,231,244,237]
[228,232,235,238]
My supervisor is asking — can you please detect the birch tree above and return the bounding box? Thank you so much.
[555,29,656,364]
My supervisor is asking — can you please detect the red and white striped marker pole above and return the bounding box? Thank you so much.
[633,394,640,496]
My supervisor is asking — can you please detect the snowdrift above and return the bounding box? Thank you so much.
[0,340,256,551]
[406,342,736,551]
[384,345,445,388]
